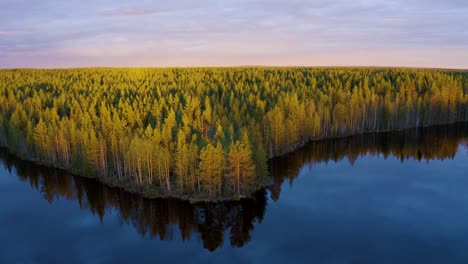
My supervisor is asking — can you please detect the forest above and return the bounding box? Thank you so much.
[0,67,467,200]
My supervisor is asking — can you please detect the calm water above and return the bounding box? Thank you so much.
[1,124,468,264]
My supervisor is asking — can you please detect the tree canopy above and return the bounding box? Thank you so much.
[0,67,467,199]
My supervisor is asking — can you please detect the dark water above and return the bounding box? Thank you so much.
[1,124,468,264]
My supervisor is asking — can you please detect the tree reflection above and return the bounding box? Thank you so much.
[1,123,467,251]
[269,123,468,201]
[0,152,267,251]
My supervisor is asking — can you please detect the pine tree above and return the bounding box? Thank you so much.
[226,140,255,195]
[198,142,225,197]
[174,130,189,192]
[33,119,48,161]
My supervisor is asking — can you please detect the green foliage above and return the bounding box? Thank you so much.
[0,67,467,199]
[198,142,225,197]
[226,140,256,195]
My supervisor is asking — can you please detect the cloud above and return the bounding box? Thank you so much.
[0,31,16,36]
[100,7,163,17]
[382,18,411,25]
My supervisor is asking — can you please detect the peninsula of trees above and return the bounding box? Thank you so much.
[0,67,467,200]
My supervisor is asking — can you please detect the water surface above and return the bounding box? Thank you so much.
[1,124,467,263]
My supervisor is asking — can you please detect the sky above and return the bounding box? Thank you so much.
[0,0,467,68]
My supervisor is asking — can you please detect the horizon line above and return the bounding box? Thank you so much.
[1,65,467,71]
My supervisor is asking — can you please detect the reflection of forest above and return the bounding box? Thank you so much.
[1,123,467,251]
[0,151,267,251]
[269,123,468,201]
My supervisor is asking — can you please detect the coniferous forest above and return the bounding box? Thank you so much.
[0,67,467,200]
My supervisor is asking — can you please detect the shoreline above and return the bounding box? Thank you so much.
[1,121,466,203]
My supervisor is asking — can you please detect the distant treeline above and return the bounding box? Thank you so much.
[0,68,467,199]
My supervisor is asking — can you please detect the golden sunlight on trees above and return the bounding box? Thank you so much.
[0,67,467,199]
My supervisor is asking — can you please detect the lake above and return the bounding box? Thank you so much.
[1,123,467,264]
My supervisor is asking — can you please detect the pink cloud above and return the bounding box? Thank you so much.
[0,31,16,36]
